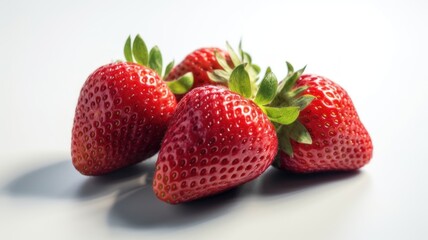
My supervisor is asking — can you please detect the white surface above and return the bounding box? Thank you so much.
[1,0,427,239]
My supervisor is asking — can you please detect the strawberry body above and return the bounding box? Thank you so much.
[71,62,177,176]
[153,85,277,204]
[165,48,232,100]
[275,74,373,173]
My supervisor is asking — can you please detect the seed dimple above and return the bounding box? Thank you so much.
[211,157,219,164]
[190,157,197,165]
[231,147,239,155]
[188,146,196,154]
[210,146,218,153]
[179,159,186,167]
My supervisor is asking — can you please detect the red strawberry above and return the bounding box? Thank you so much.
[166,43,260,100]
[166,48,231,91]
[153,65,301,203]
[272,66,373,173]
[71,35,177,176]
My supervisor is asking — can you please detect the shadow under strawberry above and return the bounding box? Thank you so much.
[3,155,151,201]
[75,162,151,199]
[107,161,254,228]
[257,167,361,196]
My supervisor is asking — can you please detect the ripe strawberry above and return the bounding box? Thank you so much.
[165,48,231,90]
[71,35,177,176]
[154,65,301,204]
[272,65,373,173]
[166,42,260,100]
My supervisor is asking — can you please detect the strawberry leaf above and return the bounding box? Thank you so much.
[164,60,174,79]
[132,35,149,66]
[244,52,252,64]
[254,67,278,105]
[276,65,306,100]
[278,131,294,157]
[252,64,261,74]
[286,86,309,99]
[276,120,311,157]
[292,95,315,110]
[166,72,194,95]
[263,106,300,125]
[124,36,133,62]
[238,39,244,60]
[229,64,252,98]
[226,41,241,67]
[149,46,163,76]
[286,61,294,76]
[208,70,229,83]
[288,121,312,144]
[215,52,232,72]
[282,65,306,94]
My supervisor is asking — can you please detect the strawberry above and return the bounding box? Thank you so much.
[71,35,178,176]
[271,63,373,173]
[165,48,231,90]
[154,65,302,203]
[166,42,260,100]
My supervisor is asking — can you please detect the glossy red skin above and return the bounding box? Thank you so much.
[154,86,278,204]
[275,74,373,173]
[71,62,177,176]
[165,48,232,100]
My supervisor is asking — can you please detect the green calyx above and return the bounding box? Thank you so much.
[226,61,315,157]
[208,41,261,96]
[272,62,315,157]
[124,35,193,95]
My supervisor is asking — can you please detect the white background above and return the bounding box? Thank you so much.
[1,0,427,239]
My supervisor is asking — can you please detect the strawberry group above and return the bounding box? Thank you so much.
[71,35,373,204]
